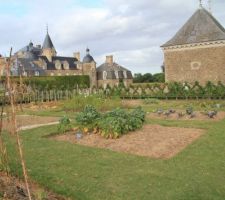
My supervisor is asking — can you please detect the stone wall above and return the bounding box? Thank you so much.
[0,58,6,76]
[163,44,225,84]
[82,62,97,88]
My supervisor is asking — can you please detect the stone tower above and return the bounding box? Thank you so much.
[42,29,57,62]
[82,48,97,88]
[161,6,225,84]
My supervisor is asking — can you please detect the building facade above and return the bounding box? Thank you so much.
[4,30,133,88]
[161,7,225,85]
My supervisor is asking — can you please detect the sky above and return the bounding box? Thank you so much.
[0,0,225,74]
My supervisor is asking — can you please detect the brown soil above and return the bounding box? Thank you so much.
[3,115,60,132]
[0,172,68,200]
[53,125,204,159]
[23,102,61,111]
[147,111,225,121]
[121,99,143,108]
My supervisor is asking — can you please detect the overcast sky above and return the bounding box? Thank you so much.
[0,0,225,74]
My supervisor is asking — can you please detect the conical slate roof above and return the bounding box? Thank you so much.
[42,33,55,49]
[162,8,225,47]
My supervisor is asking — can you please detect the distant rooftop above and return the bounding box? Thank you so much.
[162,7,225,47]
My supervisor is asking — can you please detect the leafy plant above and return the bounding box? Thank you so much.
[75,105,101,132]
[58,116,71,134]
[98,107,146,139]
[75,106,146,139]
[186,106,193,115]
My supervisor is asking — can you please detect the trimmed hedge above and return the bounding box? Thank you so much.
[3,75,90,90]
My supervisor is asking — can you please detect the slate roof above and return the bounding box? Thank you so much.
[162,8,225,47]
[43,33,55,49]
[97,62,133,80]
[12,58,46,76]
[39,56,78,70]
[16,42,42,58]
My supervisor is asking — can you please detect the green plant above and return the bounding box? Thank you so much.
[186,106,193,115]
[57,116,71,134]
[144,98,160,105]
[75,105,101,132]
[98,107,146,138]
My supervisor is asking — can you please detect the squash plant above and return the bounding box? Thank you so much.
[75,105,101,132]
[58,116,71,134]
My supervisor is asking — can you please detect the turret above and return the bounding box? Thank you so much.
[42,27,56,62]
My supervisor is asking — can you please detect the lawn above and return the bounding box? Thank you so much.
[3,99,225,200]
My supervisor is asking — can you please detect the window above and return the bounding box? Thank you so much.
[55,60,61,70]
[63,61,69,70]
[23,71,27,76]
[123,71,127,79]
[35,71,40,76]
[191,61,201,70]
[115,71,119,79]
[103,71,107,80]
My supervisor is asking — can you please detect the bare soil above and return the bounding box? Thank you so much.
[23,101,61,111]
[0,172,68,200]
[3,115,60,132]
[53,125,204,159]
[147,111,225,121]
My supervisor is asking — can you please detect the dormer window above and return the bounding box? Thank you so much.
[55,60,61,70]
[23,71,27,77]
[63,61,69,70]
[35,71,40,76]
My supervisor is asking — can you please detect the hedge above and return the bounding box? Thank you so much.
[2,75,90,90]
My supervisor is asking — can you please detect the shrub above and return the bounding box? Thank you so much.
[58,116,71,134]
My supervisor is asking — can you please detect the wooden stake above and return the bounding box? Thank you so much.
[5,48,32,200]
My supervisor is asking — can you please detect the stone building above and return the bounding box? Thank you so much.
[0,55,6,76]
[6,30,133,88]
[161,6,225,85]
[97,55,133,88]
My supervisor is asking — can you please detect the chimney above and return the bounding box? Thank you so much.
[74,52,80,61]
[106,55,113,64]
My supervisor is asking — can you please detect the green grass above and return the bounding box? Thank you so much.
[4,116,225,200]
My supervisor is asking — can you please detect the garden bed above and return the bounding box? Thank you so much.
[147,111,225,121]
[53,125,204,159]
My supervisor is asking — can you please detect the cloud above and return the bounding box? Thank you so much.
[0,0,225,73]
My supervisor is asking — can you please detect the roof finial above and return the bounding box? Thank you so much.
[86,47,90,54]
[199,0,203,8]
[46,23,48,34]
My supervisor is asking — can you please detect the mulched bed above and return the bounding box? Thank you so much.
[53,125,204,159]
[0,172,67,200]
[147,111,225,121]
